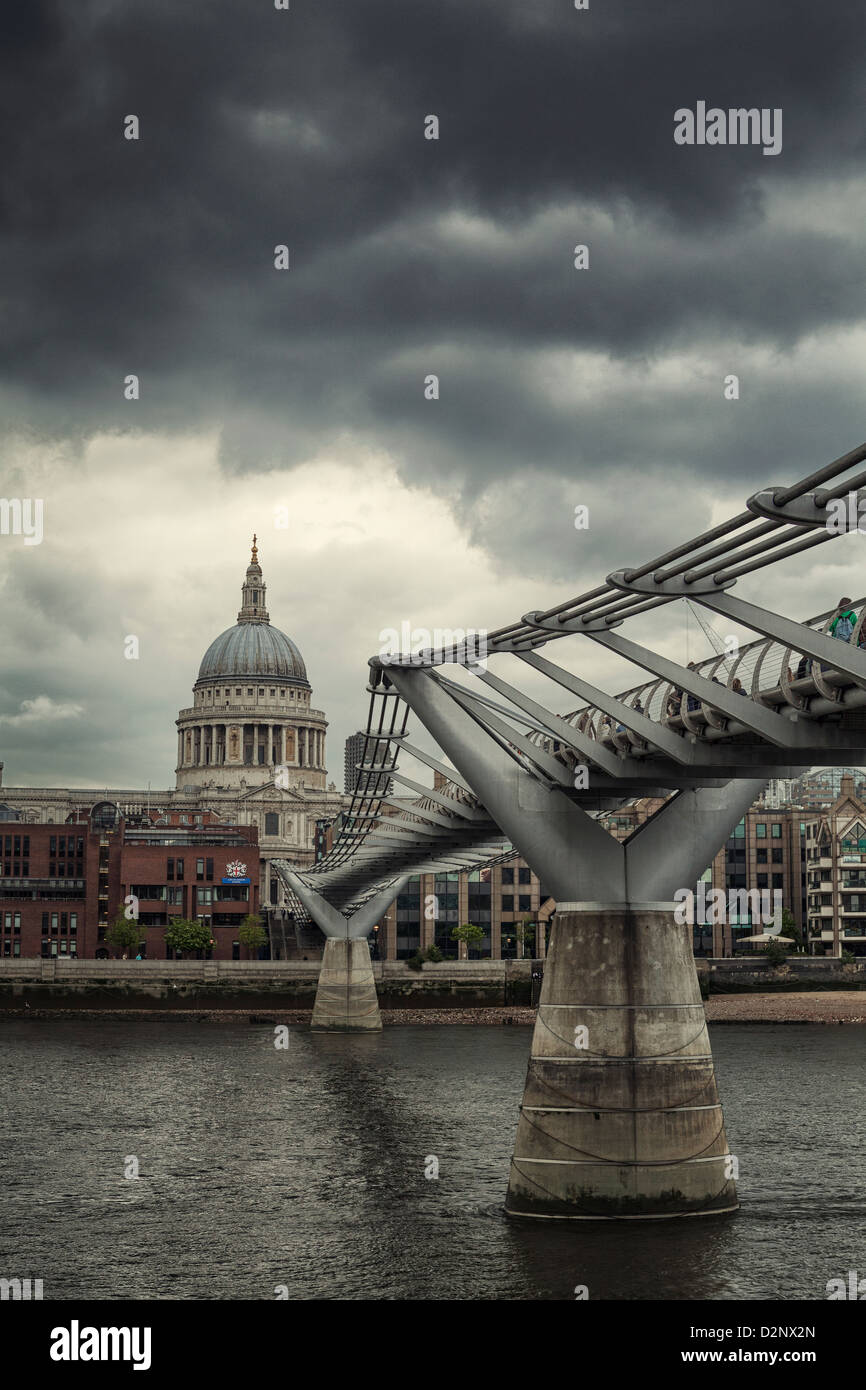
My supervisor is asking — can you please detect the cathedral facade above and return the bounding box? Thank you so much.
[0,542,347,920]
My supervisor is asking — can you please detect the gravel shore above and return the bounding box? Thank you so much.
[3,994,865,1024]
[704,991,866,1024]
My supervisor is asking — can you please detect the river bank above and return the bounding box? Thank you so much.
[3,992,866,1023]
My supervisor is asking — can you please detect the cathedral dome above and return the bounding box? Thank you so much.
[196,535,309,685]
[198,623,308,683]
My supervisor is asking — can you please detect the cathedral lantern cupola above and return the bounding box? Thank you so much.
[238,534,269,623]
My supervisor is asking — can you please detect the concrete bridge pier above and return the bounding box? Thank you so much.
[272,867,408,1032]
[505,901,736,1220]
[503,782,767,1220]
[311,936,381,1032]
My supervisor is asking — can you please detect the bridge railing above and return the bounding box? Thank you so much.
[522,596,866,761]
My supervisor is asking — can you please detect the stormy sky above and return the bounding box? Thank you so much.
[1,0,865,791]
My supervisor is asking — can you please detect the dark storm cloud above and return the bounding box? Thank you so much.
[1,0,864,570]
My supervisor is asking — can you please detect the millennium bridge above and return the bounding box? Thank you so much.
[274,440,866,1220]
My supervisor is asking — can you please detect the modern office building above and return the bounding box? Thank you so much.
[343,732,366,795]
[380,856,554,961]
[343,730,394,797]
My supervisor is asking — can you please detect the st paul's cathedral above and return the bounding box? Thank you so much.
[0,541,347,916]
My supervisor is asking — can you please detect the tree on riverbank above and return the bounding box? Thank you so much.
[781,908,804,952]
[517,918,536,959]
[239,914,267,960]
[451,923,484,960]
[105,915,144,958]
[164,918,214,959]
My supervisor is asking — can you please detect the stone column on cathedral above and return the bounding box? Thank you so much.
[267,725,274,765]
[177,730,183,768]
[212,723,219,765]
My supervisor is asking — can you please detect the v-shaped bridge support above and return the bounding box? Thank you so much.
[388,666,765,1220]
[272,866,408,1032]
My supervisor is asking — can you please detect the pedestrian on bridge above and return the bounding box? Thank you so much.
[829,597,857,643]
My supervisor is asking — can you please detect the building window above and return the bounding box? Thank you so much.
[197,858,205,881]
[176,858,185,881]
[757,874,768,888]
[757,849,767,863]
[265,812,279,836]
[772,848,783,863]
[756,823,767,838]
[771,823,782,839]
[167,858,174,881]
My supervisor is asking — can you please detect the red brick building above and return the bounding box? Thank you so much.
[0,820,97,959]
[0,803,259,960]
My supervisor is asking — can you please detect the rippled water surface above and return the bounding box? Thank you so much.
[1,1020,863,1300]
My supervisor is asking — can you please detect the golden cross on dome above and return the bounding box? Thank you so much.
[251,533,258,563]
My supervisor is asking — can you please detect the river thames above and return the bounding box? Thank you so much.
[1,1020,863,1301]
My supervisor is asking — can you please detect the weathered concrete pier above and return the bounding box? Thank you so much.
[310,938,382,1031]
[506,906,736,1219]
